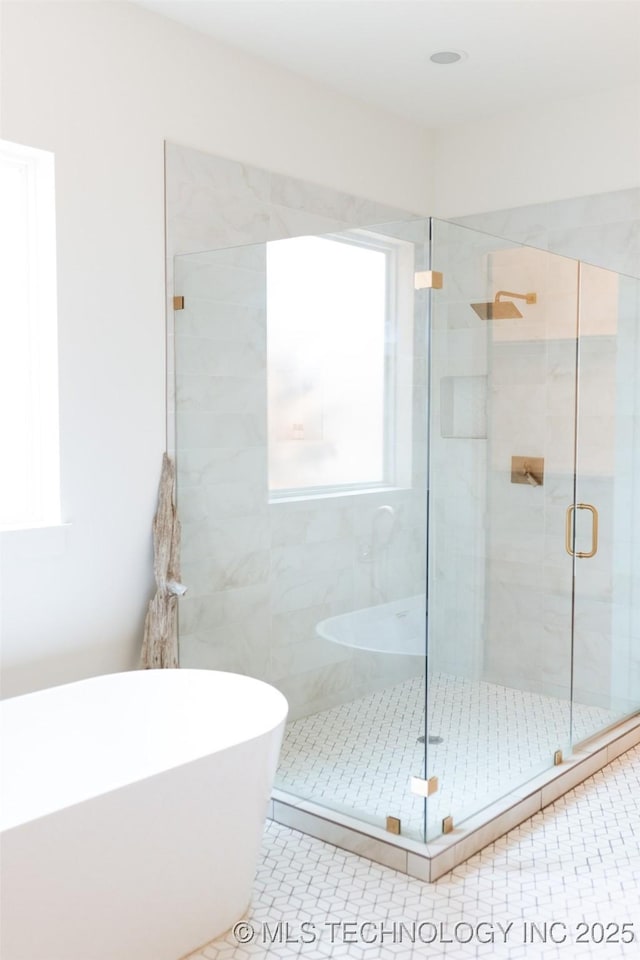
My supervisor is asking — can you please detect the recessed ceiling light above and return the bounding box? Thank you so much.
[430,50,467,64]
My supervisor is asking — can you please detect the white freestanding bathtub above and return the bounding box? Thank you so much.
[0,668,288,960]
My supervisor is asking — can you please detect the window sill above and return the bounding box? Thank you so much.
[269,486,411,506]
[0,522,70,559]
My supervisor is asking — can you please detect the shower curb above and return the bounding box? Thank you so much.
[268,713,640,882]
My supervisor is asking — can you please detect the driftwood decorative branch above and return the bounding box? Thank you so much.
[140,453,186,669]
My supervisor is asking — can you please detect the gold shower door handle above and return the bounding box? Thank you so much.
[565,503,599,558]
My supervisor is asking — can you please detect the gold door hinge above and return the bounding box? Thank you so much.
[386,816,401,835]
[414,270,443,290]
[554,749,563,766]
[410,775,439,798]
[173,295,185,311]
[442,816,454,834]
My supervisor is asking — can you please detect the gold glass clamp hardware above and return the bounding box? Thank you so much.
[414,271,443,290]
[410,775,439,798]
[565,503,599,558]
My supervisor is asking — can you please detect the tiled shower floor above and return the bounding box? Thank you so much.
[276,673,617,838]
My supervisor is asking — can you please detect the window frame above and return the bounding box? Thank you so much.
[267,227,414,502]
[0,139,60,531]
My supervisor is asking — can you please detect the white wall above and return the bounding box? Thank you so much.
[2,0,637,702]
[433,82,640,218]
[0,0,433,697]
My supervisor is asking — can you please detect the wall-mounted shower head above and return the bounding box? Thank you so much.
[470,290,537,321]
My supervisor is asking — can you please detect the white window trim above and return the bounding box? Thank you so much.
[0,139,61,531]
[267,228,415,503]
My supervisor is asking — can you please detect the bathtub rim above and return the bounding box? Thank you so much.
[1,668,288,833]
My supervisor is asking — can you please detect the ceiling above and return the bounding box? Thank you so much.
[137,0,640,127]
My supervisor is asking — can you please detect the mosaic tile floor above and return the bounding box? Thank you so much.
[187,744,640,959]
[276,674,618,838]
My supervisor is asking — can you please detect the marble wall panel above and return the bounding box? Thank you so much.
[456,190,640,715]
[167,142,425,718]
[168,149,640,728]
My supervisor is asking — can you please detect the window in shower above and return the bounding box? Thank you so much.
[267,230,413,498]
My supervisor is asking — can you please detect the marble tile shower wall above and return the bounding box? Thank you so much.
[168,148,640,721]
[609,278,640,710]
[167,142,427,718]
[456,189,640,710]
[455,188,640,279]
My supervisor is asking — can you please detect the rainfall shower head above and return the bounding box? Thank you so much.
[470,290,537,321]
[471,300,523,320]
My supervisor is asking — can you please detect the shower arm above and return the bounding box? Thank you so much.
[495,290,537,305]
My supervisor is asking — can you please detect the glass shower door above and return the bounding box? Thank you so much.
[174,218,640,854]
[571,265,640,740]
[426,219,580,839]
[174,221,433,843]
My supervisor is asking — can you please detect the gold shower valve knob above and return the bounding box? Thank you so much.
[511,456,544,486]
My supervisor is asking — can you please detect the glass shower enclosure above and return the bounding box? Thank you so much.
[174,217,640,848]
